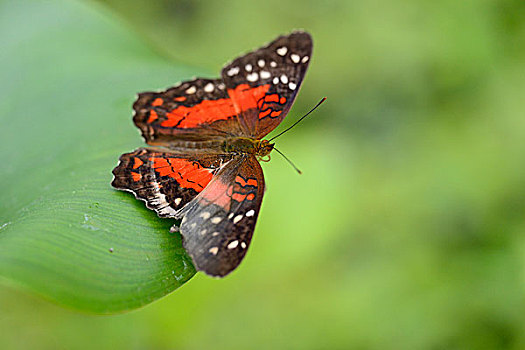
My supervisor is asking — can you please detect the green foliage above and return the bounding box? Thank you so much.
[0,0,198,313]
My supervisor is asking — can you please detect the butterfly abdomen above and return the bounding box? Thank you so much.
[166,140,225,152]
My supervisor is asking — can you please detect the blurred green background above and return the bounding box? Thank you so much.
[2,0,525,349]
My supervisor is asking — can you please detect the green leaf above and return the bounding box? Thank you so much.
[0,0,200,313]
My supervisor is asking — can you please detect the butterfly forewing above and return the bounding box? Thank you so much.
[222,31,312,138]
[176,156,264,277]
[133,78,244,145]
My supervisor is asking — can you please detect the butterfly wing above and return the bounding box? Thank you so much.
[176,155,264,277]
[221,31,312,138]
[133,78,245,145]
[111,148,232,217]
[134,32,312,144]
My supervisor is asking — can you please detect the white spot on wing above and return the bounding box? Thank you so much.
[257,59,265,67]
[212,231,220,236]
[204,83,214,92]
[209,247,219,255]
[227,240,239,249]
[233,215,243,224]
[226,67,240,76]
[289,82,297,90]
[291,54,300,63]
[245,64,252,72]
[272,77,279,84]
[301,56,309,63]
[200,229,207,235]
[247,72,258,82]
[276,46,288,56]
[241,242,247,249]
[260,71,271,79]
[200,212,211,219]
[280,75,288,84]
[246,209,255,217]
[185,86,196,94]
[270,61,277,67]
[228,213,234,219]
[211,217,222,224]
[174,197,182,206]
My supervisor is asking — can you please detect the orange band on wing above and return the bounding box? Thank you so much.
[133,157,143,169]
[235,176,247,186]
[257,93,287,120]
[147,110,158,123]
[232,193,247,202]
[152,98,163,106]
[228,176,258,203]
[259,109,271,118]
[152,157,213,192]
[235,176,257,187]
[264,94,280,103]
[160,84,270,128]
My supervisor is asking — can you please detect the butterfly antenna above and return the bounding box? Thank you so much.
[269,97,327,142]
[274,147,302,175]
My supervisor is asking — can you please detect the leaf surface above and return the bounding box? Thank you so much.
[0,0,200,313]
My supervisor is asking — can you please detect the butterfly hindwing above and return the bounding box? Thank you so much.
[176,155,264,277]
[112,148,232,217]
[222,31,312,138]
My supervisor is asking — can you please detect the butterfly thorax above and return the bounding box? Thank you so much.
[221,137,274,157]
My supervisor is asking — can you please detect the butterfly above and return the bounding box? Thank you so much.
[112,31,312,277]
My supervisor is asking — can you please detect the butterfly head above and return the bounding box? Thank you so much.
[255,139,274,158]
